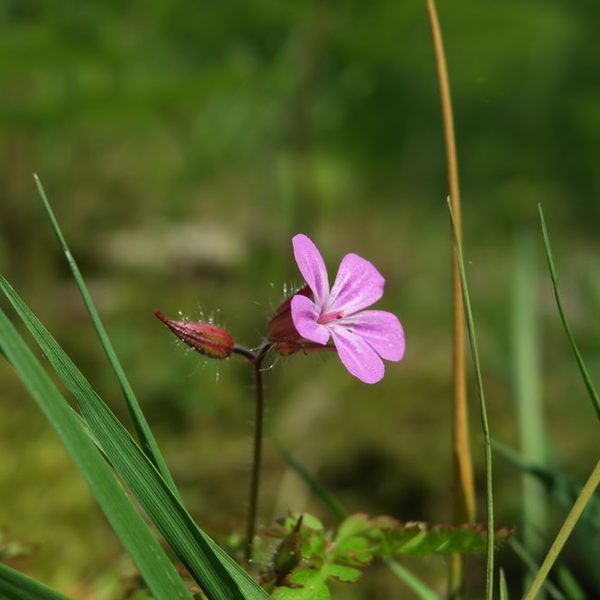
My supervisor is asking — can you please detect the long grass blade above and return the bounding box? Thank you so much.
[493,441,600,530]
[382,558,444,600]
[499,569,509,600]
[278,443,442,600]
[0,563,72,600]
[522,459,600,600]
[522,205,600,598]
[555,565,586,600]
[0,306,193,600]
[509,539,566,600]
[537,204,600,420]
[33,174,180,496]
[0,276,270,600]
[512,232,547,593]
[447,199,495,600]
[277,443,347,521]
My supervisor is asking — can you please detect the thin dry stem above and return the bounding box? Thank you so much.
[425,1,475,597]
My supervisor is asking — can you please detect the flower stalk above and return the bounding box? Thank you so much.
[157,232,405,565]
[231,342,272,563]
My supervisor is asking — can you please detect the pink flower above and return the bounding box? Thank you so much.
[290,234,405,384]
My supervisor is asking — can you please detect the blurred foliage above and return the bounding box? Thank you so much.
[1,0,600,597]
[265,512,513,599]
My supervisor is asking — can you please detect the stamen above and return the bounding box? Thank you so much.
[317,310,344,324]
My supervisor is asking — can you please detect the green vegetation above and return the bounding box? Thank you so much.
[1,1,599,598]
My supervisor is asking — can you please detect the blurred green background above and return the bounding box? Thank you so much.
[1,0,599,597]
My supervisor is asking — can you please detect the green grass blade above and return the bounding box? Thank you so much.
[523,458,600,600]
[512,232,548,592]
[33,174,180,496]
[499,569,509,600]
[537,204,600,420]
[0,563,73,600]
[447,198,495,600]
[277,443,347,521]
[0,276,269,600]
[382,558,443,600]
[555,565,586,600]
[277,443,442,600]
[493,441,600,530]
[0,307,193,600]
[509,539,566,600]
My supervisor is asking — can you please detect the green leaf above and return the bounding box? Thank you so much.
[538,204,600,420]
[0,306,193,600]
[382,558,442,600]
[333,534,374,567]
[499,568,509,600]
[0,530,34,561]
[270,513,510,600]
[0,563,73,600]
[494,440,600,531]
[512,232,548,563]
[509,538,567,600]
[555,564,586,600]
[276,443,347,521]
[272,568,330,600]
[322,563,361,584]
[447,198,495,600]
[372,520,513,556]
[34,174,181,498]
[0,276,270,600]
[274,450,442,600]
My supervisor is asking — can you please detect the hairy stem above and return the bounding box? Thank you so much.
[425,2,475,597]
[239,343,271,563]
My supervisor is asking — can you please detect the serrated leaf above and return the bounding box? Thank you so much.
[275,513,324,534]
[332,535,374,566]
[277,457,441,600]
[374,521,514,556]
[335,514,371,541]
[323,563,362,584]
[272,568,330,600]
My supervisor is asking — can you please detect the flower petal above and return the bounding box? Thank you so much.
[292,234,330,306]
[290,294,330,345]
[329,325,384,384]
[338,310,405,361]
[327,253,385,316]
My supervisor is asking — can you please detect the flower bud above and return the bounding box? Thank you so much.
[267,285,311,354]
[155,311,234,359]
[271,515,303,582]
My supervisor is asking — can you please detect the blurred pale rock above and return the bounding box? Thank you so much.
[102,223,243,272]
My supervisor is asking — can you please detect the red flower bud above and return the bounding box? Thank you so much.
[267,285,311,346]
[155,311,234,359]
[268,285,337,356]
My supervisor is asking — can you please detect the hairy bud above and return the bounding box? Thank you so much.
[155,311,234,359]
[272,515,303,580]
[268,285,311,354]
